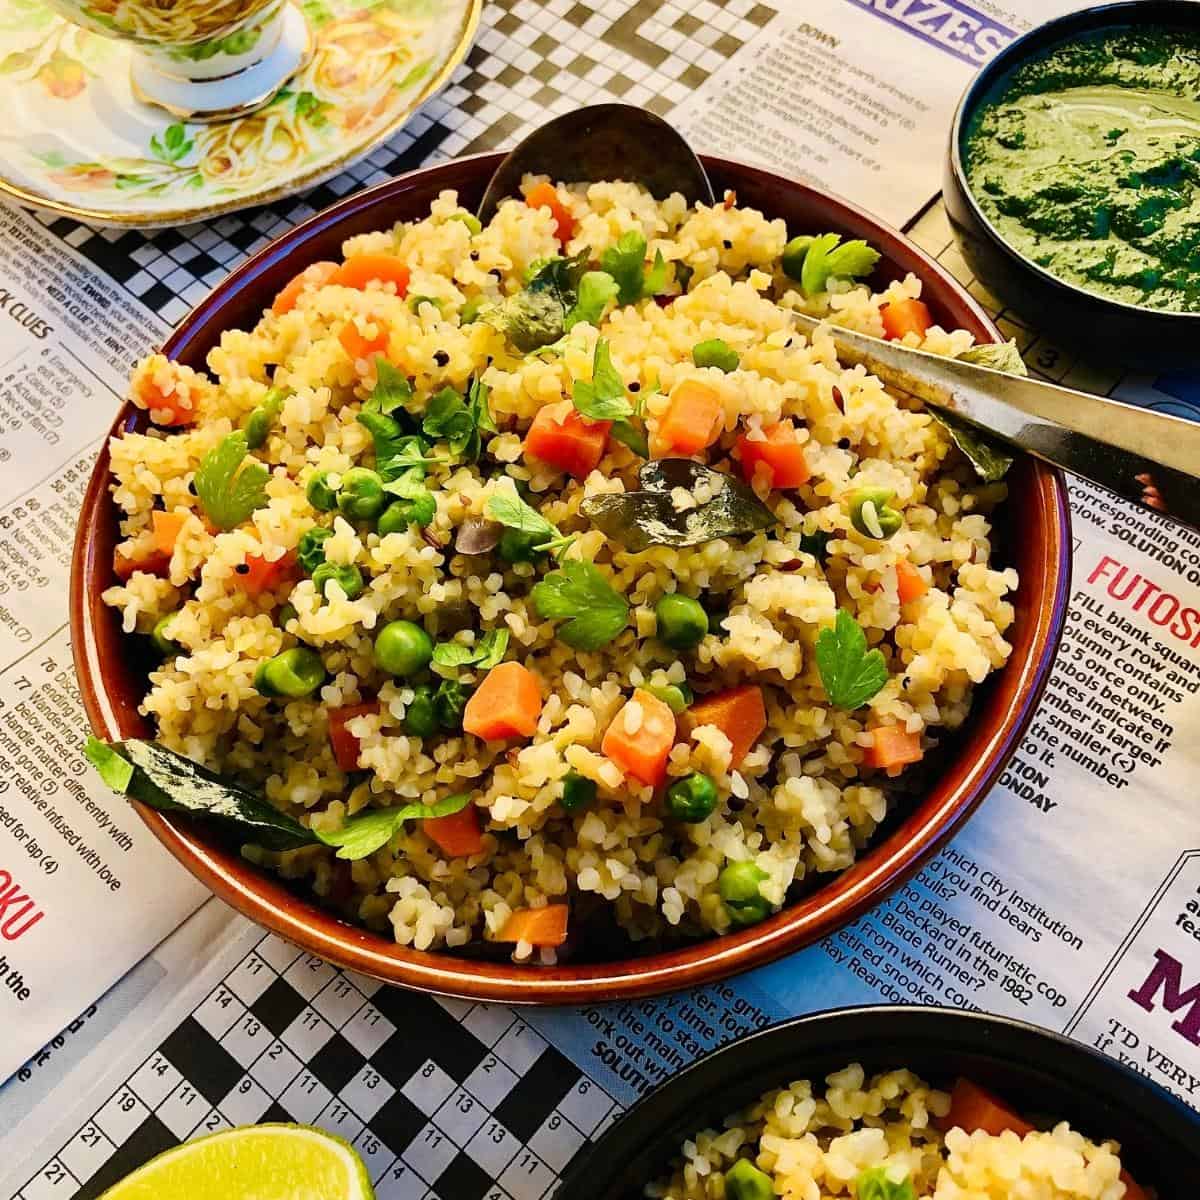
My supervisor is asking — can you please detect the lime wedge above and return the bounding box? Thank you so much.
[99,1123,374,1200]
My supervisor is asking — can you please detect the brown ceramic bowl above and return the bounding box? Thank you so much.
[71,152,1071,1004]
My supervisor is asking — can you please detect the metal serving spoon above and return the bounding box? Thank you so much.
[791,311,1200,531]
[476,103,714,225]
[479,104,1200,531]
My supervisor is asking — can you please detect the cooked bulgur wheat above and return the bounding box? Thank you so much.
[648,1064,1131,1200]
[103,178,1017,960]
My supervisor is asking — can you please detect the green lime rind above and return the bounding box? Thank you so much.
[98,1123,374,1200]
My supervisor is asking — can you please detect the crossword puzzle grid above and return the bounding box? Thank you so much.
[13,933,619,1200]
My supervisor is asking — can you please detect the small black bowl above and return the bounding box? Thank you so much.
[943,0,1200,370]
[557,1006,1200,1199]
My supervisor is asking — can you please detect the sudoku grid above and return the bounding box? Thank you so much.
[26,0,777,327]
[12,932,620,1200]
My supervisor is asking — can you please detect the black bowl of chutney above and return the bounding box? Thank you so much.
[944,1,1200,370]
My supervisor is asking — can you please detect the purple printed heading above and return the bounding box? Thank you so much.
[845,0,1017,66]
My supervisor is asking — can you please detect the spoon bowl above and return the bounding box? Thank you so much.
[476,103,714,224]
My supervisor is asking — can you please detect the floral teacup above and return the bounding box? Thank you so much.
[44,0,311,118]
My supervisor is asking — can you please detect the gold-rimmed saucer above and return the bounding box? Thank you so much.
[0,0,480,227]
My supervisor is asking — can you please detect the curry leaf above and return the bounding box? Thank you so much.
[580,460,775,551]
[317,792,474,860]
[815,609,889,709]
[483,289,566,353]
[84,738,316,852]
[194,431,269,531]
[530,561,629,651]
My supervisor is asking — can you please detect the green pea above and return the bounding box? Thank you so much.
[311,561,363,601]
[337,466,386,522]
[243,386,290,450]
[498,528,547,564]
[781,235,815,282]
[460,296,484,325]
[306,469,339,512]
[655,593,709,650]
[378,491,436,535]
[409,294,443,314]
[725,1158,775,1200]
[150,613,180,658]
[691,338,739,373]
[719,860,770,927]
[297,526,334,575]
[799,529,831,562]
[278,603,299,628]
[665,772,717,822]
[404,684,439,737]
[254,646,325,698]
[375,619,433,677]
[643,682,693,715]
[561,770,597,812]
[434,678,472,731]
[450,211,482,235]
[849,488,903,539]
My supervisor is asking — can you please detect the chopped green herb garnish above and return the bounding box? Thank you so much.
[565,270,620,330]
[799,233,880,295]
[365,358,413,415]
[486,488,564,551]
[318,792,474,860]
[530,560,629,651]
[855,1167,917,1200]
[601,230,667,304]
[432,628,509,670]
[194,431,269,531]
[572,339,632,421]
[815,609,888,709]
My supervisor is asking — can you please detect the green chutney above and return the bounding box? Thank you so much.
[964,28,1200,313]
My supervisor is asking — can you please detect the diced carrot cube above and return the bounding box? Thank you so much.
[881,297,933,341]
[498,904,569,947]
[463,662,542,740]
[271,261,339,316]
[113,546,170,581]
[937,1078,1034,1137]
[895,559,929,604]
[328,701,381,772]
[131,376,198,428]
[525,182,575,244]
[682,684,766,768]
[329,254,410,296]
[425,804,486,858]
[524,403,610,479]
[657,380,722,455]
[736,421,810,489]
[862,726,923,772]
[151,510,188,557]
[602,688,676,788]
[339,320,389,362]
[234,549,298,598]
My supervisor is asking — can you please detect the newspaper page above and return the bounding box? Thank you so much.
[3,0,1200,1194]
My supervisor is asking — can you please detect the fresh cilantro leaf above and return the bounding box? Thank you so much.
[365,358,413,414]
[486,489,561,547]
[643,249,668,297]
[423,387,475,450]
[609,419,649,458]
[194,431,269,531]
[357,408,437,481]
[432,628,509,670]
[383,470,429,499]
[469,376,496,434]
[815,609,889,709]
[316,792,474,860]
[572,339,633,422]
[800,233,880,295]
[565,270,619,330]
[530,561,629,650]
[601,230,652,305]
[855,1167,916,1200]
[84,736,133,793]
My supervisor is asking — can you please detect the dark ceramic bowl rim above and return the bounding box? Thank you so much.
[558,1006,1200,1199]
[949,0,1200,326]
[71,150,1071,1004]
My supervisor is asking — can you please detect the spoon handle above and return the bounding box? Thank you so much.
[794,314,1200,533]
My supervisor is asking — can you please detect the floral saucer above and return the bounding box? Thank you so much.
[0,0,480,226]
